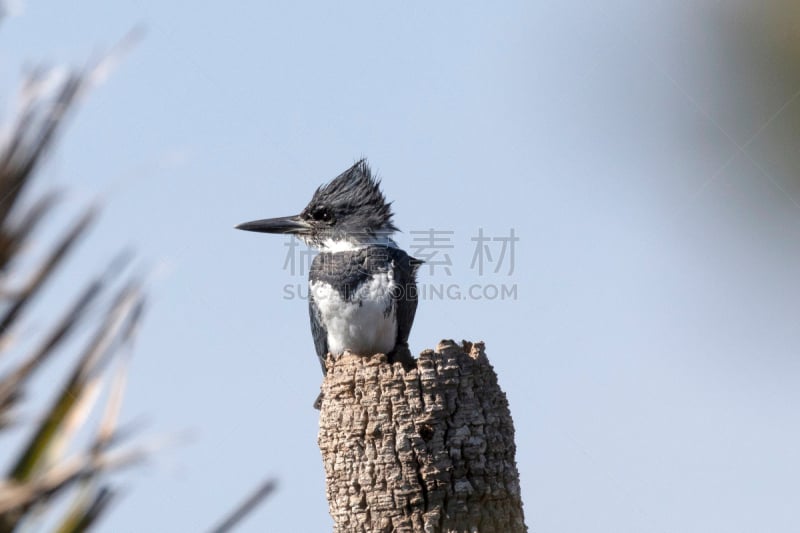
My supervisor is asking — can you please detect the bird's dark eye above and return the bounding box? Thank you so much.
[311,207,332,222]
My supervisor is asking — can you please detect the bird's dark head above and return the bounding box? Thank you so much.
[236,159,398,250]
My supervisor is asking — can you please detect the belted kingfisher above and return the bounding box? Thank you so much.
[236,160,420,408]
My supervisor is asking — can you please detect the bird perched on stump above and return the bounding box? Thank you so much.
[236,160,421,408]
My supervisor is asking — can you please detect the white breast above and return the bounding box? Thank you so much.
[310,272,398,356]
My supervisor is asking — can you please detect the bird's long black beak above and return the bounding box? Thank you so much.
[235,215,311,235]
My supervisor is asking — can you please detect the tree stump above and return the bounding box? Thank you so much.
[318,340,526,533]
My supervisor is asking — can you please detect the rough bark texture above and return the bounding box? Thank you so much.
[318,340,526,533]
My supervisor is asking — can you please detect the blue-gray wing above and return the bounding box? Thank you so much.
[391,248,421,350]
[308,289,329,375]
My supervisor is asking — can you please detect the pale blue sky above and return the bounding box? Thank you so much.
[3,1,800,532]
